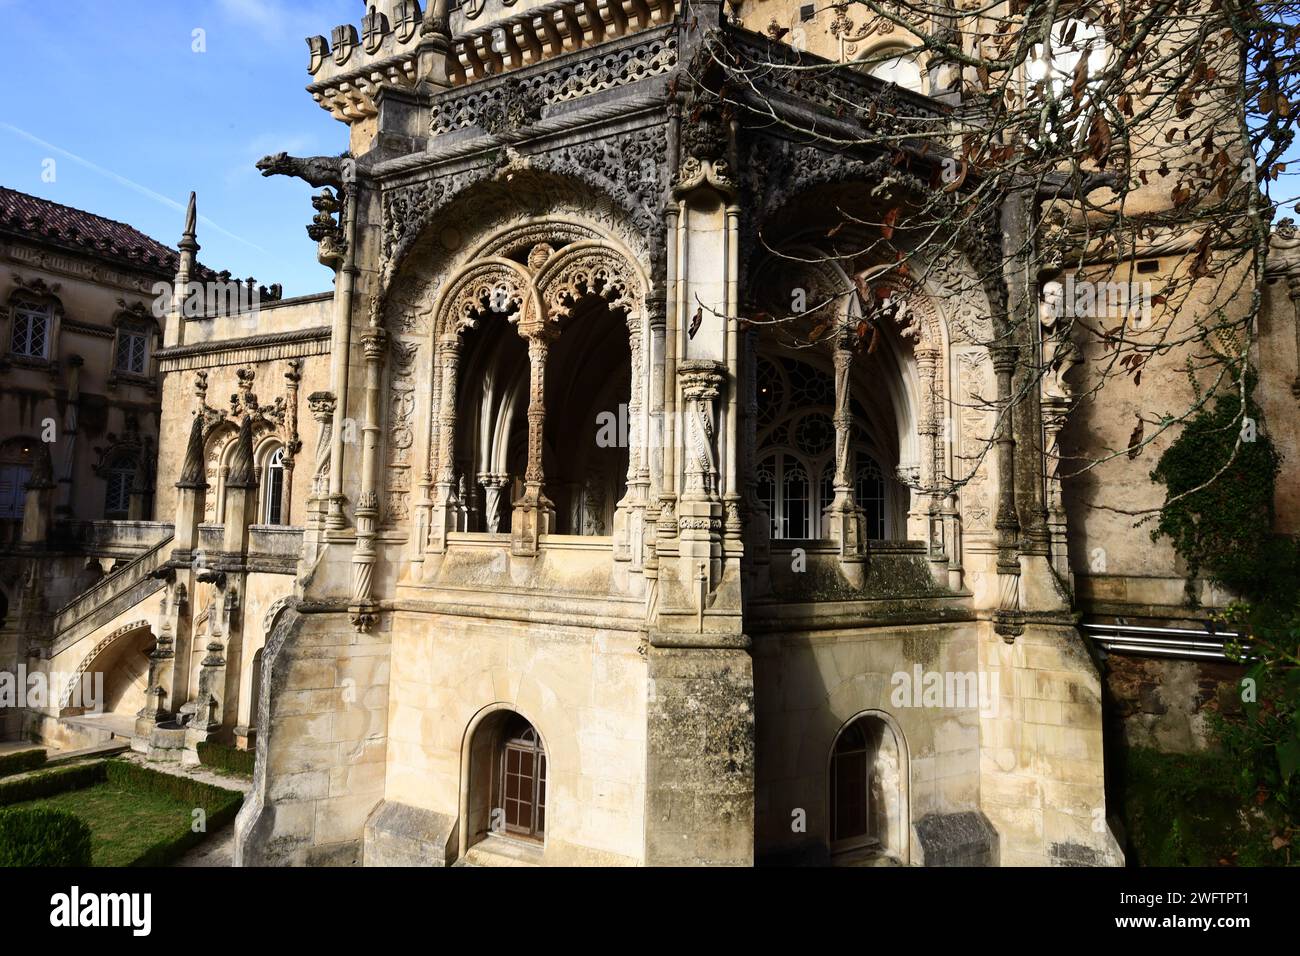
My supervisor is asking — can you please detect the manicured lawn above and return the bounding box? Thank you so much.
[11,782,204,867]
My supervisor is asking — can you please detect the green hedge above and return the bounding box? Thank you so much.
[0,807,93,867]
[0,762,105,806]
[102,760,244,868]
[0,758,244,867]
[0,749,47,780]
[196,741,256,777]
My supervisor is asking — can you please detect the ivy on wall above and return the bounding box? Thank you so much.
[1150,368,1299,861]
[1149,371,1281,598]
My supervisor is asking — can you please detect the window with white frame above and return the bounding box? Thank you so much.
[262,446,286,525]
[9,297,52,359]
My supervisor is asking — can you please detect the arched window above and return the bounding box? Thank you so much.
[9,295,52,359]
[756,355,898,540]
[495,713,546,840]
[262,446,286,525]
[104,453,138,518]
[0,438,35,520]
[831,719,873,847]
[829,714,905,858]
[862,46,924,93]
[855,458,887,540]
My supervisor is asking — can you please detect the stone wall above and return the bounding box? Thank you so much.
[978,623,1124,866]
[1103,654,1245,754]
[235,605,391,866]
[380,609,648,866]
[752,620,981,864]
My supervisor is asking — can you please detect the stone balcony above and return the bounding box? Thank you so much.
[306,0,679,121]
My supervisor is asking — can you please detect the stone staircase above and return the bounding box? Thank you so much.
[49,532,174,657]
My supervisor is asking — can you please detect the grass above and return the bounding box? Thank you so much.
[9,782,207,867]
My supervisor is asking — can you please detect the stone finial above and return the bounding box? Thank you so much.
[225,417,258,489]
[177,414,209,489]
[179,192,198,254]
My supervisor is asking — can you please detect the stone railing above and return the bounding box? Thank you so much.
[448,0,677,84]
[51,532,173,638]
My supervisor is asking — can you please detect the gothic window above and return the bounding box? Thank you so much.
[114,324,149,375]
[104,453,138,518]
[781,454,811,539]
[9,296,51,359]
[757,355,896,540]
[856,458,887,540]
[262,446,286,525]
[495,714,546,841]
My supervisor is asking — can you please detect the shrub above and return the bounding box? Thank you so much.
[0,806,92,867]
[102,760,243,867]
[0,749,46,780]
[0,762,105,806]
[196,741,255,777]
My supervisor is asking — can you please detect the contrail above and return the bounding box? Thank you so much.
[1,123,266,252]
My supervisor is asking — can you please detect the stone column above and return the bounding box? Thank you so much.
[20,444,54,546]
[511,325,557,556]
[991,345,1023,641]
[222,417,259,556]
[281,360,302,524]
[304,391,336,543]
[822,332,867,585]
[428,336,462,553]
[478,472,509,533]
[1041,395,1072,580]
[137,573,182,735]
[676,360,726,594]
[173,414,208,560]
[1288,273,1300,400]
[350,328,387,631]
[614,311,648,569]
[914,345,949,584]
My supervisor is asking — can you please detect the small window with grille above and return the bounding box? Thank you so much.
[115,326,149,375]
[104,454,138,518]
[10,298,51,359]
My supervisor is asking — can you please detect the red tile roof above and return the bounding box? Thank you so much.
[0,186,212,279]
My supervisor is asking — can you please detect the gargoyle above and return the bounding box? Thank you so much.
[255,152,350,189]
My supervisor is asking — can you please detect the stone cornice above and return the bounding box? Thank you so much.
[157,325,331,371]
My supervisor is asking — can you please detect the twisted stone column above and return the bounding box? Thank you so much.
[511,324,558,555]
[350,328,387,631]
[991,345,1024,641]
[428,335,462,553]
[823,332,867,582]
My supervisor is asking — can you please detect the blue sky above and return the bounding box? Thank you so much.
[0,0,1295,298]
[0,0,355,296]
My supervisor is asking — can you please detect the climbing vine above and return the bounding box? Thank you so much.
[1149,372,1281,598]
[1151,369,1300,860]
